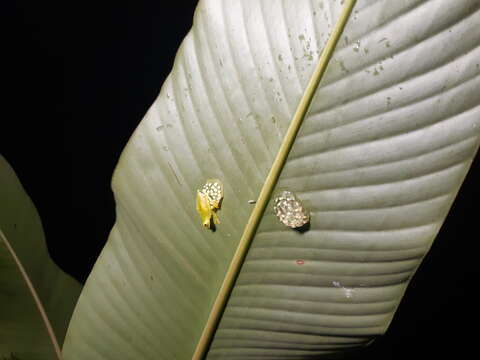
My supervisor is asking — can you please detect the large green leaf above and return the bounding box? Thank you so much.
[63,0,480,359]
[0,155,82,359]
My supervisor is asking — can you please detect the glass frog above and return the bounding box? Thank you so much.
[196,179,223,229]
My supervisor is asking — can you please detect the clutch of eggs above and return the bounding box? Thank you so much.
[201,179,223,207]
[273,190,310,228]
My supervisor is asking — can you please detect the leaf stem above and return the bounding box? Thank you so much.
[192,1,357,359]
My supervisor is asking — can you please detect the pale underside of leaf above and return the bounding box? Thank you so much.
[63,0,480,359]
[193,1,357,358]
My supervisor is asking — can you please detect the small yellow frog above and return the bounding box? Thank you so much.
[196,179,223,229]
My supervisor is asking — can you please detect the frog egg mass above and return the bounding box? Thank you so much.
[201,179,223,204]
[273,190,310,228]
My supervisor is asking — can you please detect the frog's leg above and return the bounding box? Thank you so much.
[212,211,220,225]
[210,199,220,209]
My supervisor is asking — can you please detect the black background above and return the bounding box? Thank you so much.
[1,1,478,359]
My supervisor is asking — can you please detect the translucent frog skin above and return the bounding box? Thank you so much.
[196,179,223,229]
